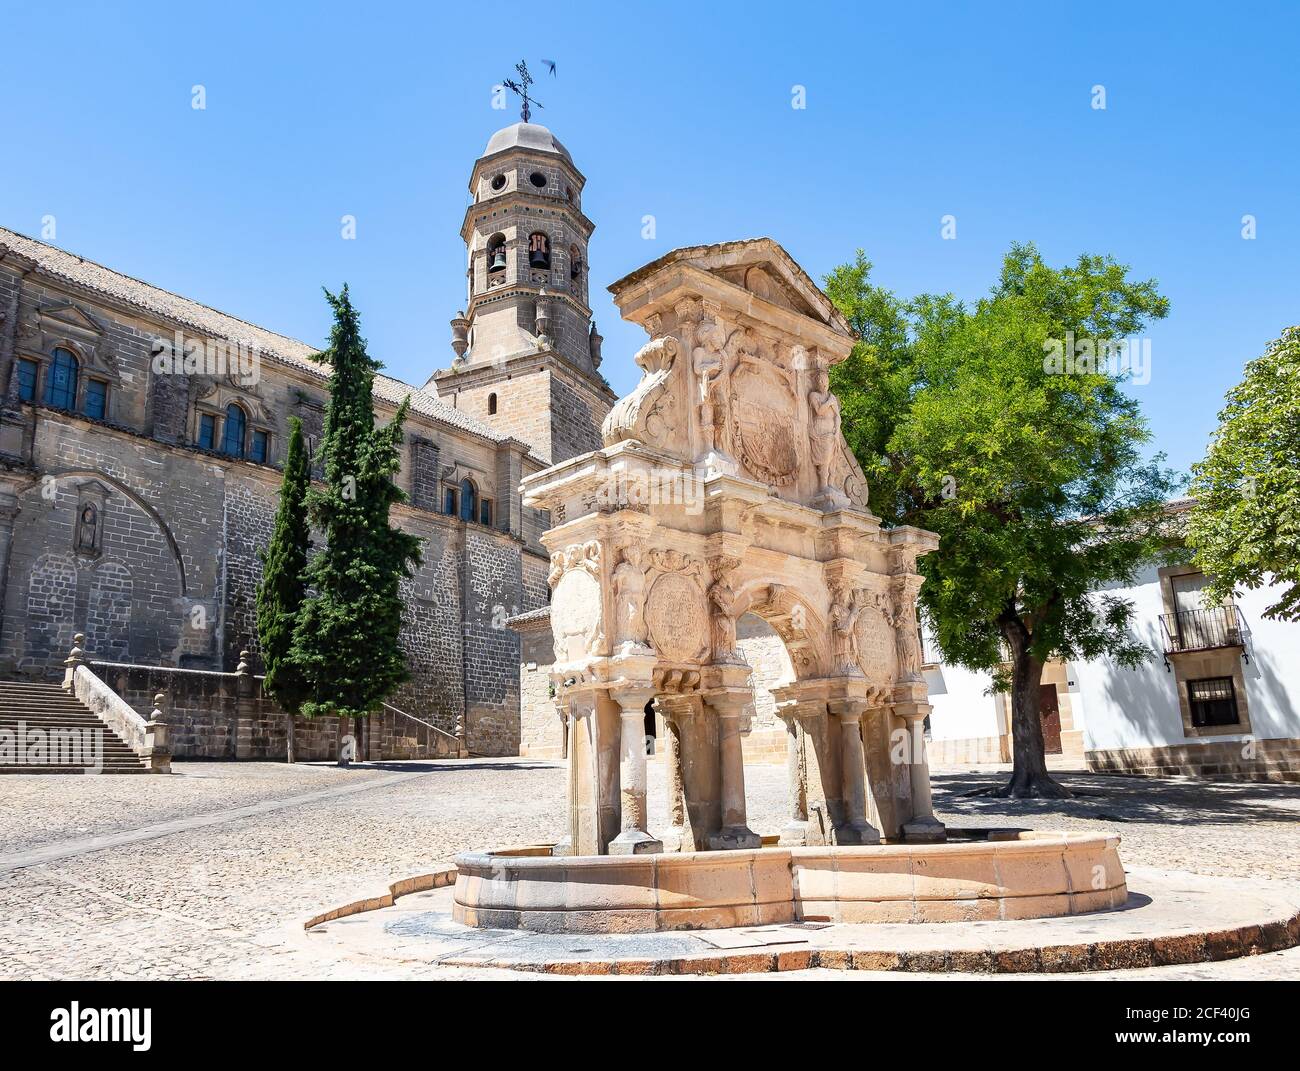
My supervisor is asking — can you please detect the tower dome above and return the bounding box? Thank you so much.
[482,122,573,165]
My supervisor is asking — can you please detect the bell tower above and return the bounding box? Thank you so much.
[427,119,616,464]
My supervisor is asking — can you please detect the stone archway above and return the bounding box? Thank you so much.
[527,239,944,857]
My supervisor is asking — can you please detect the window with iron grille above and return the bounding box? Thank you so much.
[1187,676,1239,728]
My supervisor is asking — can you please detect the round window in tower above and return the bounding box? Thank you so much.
[490,174,507,191]
[529,171,547,189]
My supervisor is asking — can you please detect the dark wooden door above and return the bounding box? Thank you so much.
[1039,684,1062,754]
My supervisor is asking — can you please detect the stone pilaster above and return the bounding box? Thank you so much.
[0,482,23,639]
[233,650,255,760]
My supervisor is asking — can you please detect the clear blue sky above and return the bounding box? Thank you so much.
[3,0,1296,477]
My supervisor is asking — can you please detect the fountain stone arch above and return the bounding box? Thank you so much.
[524,238,943,857]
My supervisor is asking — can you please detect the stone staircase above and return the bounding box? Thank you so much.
[0,680,150,773]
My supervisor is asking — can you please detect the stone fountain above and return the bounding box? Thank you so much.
[453,239,1126,933]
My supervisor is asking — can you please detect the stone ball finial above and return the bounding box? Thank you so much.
[237,650,252,675]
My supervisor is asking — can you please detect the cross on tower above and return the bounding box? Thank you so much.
[501,60,544,123]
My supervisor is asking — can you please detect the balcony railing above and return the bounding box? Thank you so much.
[1159,604,1251,668]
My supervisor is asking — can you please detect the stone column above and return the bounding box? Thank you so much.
[776,708,808,846]
[829,697,880,844]
[609,685,661,855]
[897,700,946,842]
[656,695,691,853]
[706,692,760,850]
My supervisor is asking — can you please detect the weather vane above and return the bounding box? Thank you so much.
[501,60,545,123]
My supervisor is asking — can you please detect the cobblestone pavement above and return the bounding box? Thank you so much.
[0,760,1296,980]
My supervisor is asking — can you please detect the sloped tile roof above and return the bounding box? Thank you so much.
[0,225,508,444]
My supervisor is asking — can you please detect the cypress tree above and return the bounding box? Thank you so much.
[256,416,312,760]
[290,286,422,731]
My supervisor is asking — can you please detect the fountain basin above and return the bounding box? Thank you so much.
[453,832,1127,934]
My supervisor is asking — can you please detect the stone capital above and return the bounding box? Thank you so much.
[827,697,868,722]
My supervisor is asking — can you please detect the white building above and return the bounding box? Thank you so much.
[925,525,1300,783]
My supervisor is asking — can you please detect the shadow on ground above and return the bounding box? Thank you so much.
[933,769,1300,826]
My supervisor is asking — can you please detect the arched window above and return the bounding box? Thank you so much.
[44,348,78,409]
[459,478,477,523]
[221,403,247,457]
[528,232,550,271]
[487,392,498,415]
[486,233,506,273]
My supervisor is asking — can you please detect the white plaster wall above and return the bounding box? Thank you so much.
[922,641,1004,742]
[920,568,1299,752]
[1062,568,1298,750]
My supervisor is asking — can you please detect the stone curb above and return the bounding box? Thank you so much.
[437,909,1300,977]
[306,866,1300,976]
[302,864,458,931]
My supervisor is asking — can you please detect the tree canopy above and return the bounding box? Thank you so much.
[1188,325,1300,621]
[256,415,312,716]
[290,286,423,720]
[827,243,1181,796]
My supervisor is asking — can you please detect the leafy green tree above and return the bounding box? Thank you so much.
[290,286,422,741]
[1187,326,1300,621]
[256,417,312,761]
[827,244,1181,797]
[256,418,312,705]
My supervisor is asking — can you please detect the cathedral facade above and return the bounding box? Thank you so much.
[0,121,613,756]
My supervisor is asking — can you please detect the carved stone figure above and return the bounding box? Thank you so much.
[691,320,726,455]
[893,576,924,682]
[76,503,98,553]
[707,556,746,665]
[612,546,651,653]
[808,366,841,494]
[829,586,863,676]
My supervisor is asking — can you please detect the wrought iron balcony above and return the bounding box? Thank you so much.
[1159,603,1251,668]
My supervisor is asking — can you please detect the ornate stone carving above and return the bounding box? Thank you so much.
[853,588,898,696]
[612,545,651,654]
[728,344,798,486]
[645,570,709,662]
[601,335,681,448]
[550,541,604,662]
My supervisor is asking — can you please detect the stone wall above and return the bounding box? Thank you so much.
[1087,737,1300,783]
[92,662,458,761]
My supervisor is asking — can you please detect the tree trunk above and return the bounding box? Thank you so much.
[285,713,296,764]
[976,613,1072,798]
